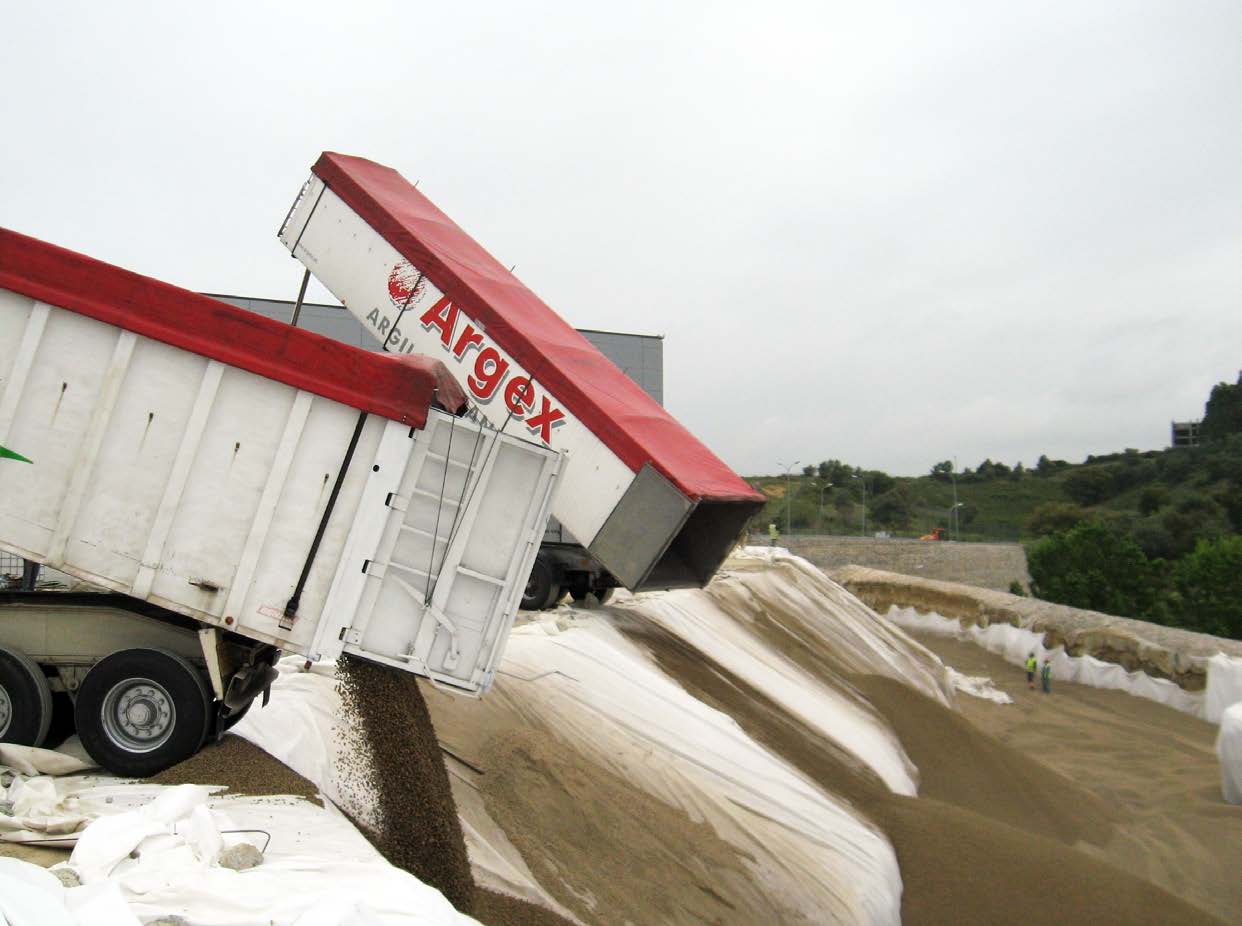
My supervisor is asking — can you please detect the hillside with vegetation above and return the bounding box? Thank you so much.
[748,372,1242,639]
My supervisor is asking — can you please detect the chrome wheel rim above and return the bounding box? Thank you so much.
[101,677,175,753]
[0,685,11,739]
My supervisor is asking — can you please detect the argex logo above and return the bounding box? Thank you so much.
[382,261,567,445]
[387,261,428,309]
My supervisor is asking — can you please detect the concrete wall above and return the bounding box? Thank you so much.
[762,535,1031,593]
[833,565,1242,691]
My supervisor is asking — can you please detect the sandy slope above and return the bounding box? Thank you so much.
[7,553,1235,925]
[909,631,1242,924]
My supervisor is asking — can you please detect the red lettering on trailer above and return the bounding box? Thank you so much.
[404,265,565,445]
[452,324,484,359]
[419,297,458,347]
[526,397,565,443]
[468,348,509,400]
[504,377,534,417]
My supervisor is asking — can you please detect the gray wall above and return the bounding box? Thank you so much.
[208,294,663,403]
[771,535,1031,593]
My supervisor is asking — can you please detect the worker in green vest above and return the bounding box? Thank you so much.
[1041,658,1052,694]
[1025,652,1037,690]
[768,522,779,546]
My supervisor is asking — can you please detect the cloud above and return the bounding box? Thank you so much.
[3,1,1239,476]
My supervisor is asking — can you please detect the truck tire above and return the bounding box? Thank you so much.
[521,558,560,611]
[0,644,53,747]
[76,648,211,777]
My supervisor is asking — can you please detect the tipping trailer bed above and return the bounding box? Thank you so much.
[280,153,764,591]
[0,228,562,772]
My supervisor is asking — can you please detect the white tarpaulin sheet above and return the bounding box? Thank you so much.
[0,750,481,926]
[886,607,1213,717]
[1218,702,1242,805]
[235,627,904,926]
[1204,653,1242,724]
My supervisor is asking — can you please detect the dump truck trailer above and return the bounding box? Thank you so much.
[207,293,666,609]
[0,228,562,774]
[279,153,765,594]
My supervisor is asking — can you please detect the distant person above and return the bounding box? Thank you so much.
[1025,652,1037,690]
[768,522,779,546]
[1041,658,1052,694]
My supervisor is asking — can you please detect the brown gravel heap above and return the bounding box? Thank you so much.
[617,618,1225,926]
[151,734,320,804]
[335,654,476,914]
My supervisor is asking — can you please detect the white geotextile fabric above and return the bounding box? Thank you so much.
[612,586,920,795]
[498,616,902,925]
[0,759,481,925]
[1204,653,1242,723]
[1218,703,1242,804]
[236,623,903,926]
[944,668,1013,705]
[726,548,954,705]
[887,607,1208,717]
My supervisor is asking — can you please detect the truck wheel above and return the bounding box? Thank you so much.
[76,648,211,777]
[0,644,53,747]
[521,558,560,611]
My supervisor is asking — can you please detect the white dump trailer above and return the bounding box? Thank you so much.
[280,153,765,593]
[0,228,561,774]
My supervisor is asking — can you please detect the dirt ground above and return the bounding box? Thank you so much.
[908,630,1242,924]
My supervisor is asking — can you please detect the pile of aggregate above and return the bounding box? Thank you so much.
[145,660,574,926]
[150,733,320,804]
[335,653,476,914]
[474,889,578,926]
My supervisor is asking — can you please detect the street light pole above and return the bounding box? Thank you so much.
[950,457,959,541]
[852,473,868,537]
[778,460,800,536]
[818,482,833,532]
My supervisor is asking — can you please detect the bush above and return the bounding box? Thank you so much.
[1063,467,1117,505]
[1025,502,1088,536]
[1201,373,1242,442]
[1027,523,1157,617]
[1008,580,1026,597]
[1137,485,1169,516]
[872,487,913,530]
[1131,517,1179,560]
[1172,536,1242,639]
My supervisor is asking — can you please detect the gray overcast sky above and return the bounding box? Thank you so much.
[3,1,1239,476]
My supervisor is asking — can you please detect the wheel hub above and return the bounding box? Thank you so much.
[101,678,176,753]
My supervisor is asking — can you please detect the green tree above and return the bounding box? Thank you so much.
[1137,485,1169,516]
[872,487,914,530]
[1063,467,1117,505]
[1027,523,1157,617]
[1172,536,1242,638]
[1201,372,1242,442]
[866,471,896,496]
[1025,502,1089,536]
[930,460,954,481]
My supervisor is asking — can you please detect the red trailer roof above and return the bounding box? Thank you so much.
[0,227,465,428]
[312,152,762,504]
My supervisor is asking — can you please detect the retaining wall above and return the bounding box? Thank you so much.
[833,565,1242,691]
[764,535,1030,593]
